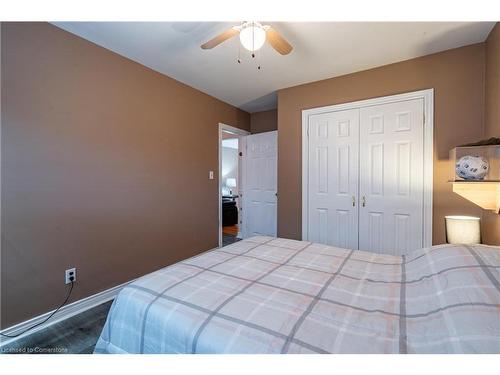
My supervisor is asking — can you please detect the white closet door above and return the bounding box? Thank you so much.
[359,99,424,255]
[242,131,277,237]
[307,109,359,249]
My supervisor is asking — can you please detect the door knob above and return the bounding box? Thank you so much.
[362,196,366,207]
[352,196,356,207]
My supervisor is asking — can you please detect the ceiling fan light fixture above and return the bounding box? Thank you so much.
[200,22,292,56]
[239,22,266,52]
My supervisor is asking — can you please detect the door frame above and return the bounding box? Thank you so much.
[301,89,434,248]
[218,123,250,248]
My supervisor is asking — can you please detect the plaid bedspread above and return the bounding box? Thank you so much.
[94,237,500,354]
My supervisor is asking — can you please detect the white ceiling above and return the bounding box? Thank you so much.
[53,22,495,113]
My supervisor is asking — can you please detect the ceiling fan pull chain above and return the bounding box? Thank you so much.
[257,45,262,71]
[252,22,255,56]
[240,20,245,63]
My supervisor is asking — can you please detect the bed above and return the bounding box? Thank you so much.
[94,236,500,354]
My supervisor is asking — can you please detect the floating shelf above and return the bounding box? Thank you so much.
[451,181,500,213]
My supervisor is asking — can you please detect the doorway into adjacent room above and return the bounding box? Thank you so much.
[219,124,249,247]
[218,123,278,247]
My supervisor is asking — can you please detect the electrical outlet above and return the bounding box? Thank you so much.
[65,268,76,284]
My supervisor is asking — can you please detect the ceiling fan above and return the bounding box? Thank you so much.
[201,22,293,55]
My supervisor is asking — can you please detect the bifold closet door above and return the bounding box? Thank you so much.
[307,109,359,249]
[358,99,424,255]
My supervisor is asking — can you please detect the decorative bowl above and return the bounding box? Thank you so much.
[455,155,490,180]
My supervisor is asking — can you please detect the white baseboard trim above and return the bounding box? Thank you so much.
[0,279,133,347]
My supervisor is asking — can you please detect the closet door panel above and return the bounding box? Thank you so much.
[359,99,424,255]
[307,109,359,249]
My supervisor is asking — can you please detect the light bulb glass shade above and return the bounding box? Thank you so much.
[239,23,266,51]
[445,216,481,244]
[226,178,237,188]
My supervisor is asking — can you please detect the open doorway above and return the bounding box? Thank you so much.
[218,123,249,247]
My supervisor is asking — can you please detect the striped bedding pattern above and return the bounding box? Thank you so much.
[94,236,500,354]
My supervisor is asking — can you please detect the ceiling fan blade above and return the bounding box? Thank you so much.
[265,26,293,55]
[201,28,239,49]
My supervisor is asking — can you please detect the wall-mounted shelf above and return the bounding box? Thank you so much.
[451,181,500,213]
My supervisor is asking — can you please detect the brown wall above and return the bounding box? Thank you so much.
[1,22,250,328]
[277,43,489,245]
[483,23,500,245]
[485,23,500,138]
[250,109,277,134]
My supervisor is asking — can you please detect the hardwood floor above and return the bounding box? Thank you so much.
[223,233,241,246]
[223,224,238,236]
[1,301,112,354]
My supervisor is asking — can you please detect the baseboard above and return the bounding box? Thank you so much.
[0,278,133,347]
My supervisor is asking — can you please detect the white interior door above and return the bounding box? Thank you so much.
[242,131,277,237]
[359,99,424,255]
[307,109,359,249]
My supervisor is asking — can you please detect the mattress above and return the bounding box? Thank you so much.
[94,236,500,354]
